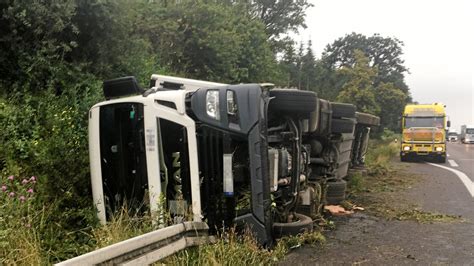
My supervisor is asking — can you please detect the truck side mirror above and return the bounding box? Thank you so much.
[447,121,451,128]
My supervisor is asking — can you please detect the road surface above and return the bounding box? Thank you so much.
[281,142,474,265]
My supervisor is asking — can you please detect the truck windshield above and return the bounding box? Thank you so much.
[404,117,444,128]
[467,129,474,134]
[99,103,148,216]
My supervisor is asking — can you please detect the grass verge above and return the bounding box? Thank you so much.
[346,139,462,224]
[162,228,325,265]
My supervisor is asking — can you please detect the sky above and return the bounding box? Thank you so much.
[298,0,473,132]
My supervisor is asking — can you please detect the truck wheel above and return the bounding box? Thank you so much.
[273,213,313,238]
[330,102,356,118]
[326,180,346,205]
[331,118,355,134]
[355,112,379,126]
[269,89,318,114]
[326,195,346,205]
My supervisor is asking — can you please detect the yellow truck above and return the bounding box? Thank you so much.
[400,103,450,163]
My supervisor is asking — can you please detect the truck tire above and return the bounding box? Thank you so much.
[273,213,313,238]
[330,102,356,118]
[326,180,346,205]
[326,180,346,196]
[331,118,355,134]
[326,195,346,205]
[355,112,380,126]
[269,89,317,114]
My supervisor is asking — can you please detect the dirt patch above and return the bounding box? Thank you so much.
[346,163,462,223]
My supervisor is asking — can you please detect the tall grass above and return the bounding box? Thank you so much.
[365,138,399,175]
[165,228,325,265]
[91,207,156,248]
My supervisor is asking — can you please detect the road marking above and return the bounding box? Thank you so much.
[448,159,459,167]
[427,163,474,197]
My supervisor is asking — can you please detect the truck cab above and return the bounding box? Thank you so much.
[400,103,448,163]
[460,125,474,144]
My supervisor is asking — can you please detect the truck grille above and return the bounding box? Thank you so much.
[403,129,443,142]
[197,127,233,231]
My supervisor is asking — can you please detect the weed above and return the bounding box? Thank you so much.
[393,209,462,223]
[347,172,364,193]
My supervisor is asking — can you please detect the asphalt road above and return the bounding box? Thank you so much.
[422,142,474,219]
[281,142,474,265]
[445,141,474,181]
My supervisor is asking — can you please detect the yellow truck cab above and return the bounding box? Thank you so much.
[400,103,449,163]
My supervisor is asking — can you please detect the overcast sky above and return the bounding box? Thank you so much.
[298,0,473,131]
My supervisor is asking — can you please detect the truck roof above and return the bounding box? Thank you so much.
[404,103,446,116]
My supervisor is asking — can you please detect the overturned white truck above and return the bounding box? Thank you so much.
[89,75,379,246]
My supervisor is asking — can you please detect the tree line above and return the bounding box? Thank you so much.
[279,33,410,131]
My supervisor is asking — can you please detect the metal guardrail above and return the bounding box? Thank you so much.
[56,221,213,266]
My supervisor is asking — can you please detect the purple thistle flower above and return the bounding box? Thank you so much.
[22,179,28,185]
[8,192,15,197]
[27,188,34,194]
[19,195,26,202]
[8,175,14,181]
[1,185,6,192]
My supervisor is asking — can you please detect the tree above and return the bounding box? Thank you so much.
[300,39,319,91]
[375,82,407,131]
[66,0,155,81]
[322,32,409,92]
[279,41,298,87]
[244,0,313,52]
[133,1,278,83]
[0,0,77,94]
[336,50,380,115]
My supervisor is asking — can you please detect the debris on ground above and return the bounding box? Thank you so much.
[324,205,354,216]
[324,203,365,216]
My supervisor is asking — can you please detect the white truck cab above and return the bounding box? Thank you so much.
[89,75,225,224]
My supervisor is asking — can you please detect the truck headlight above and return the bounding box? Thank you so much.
[226,90,238,115]
[206,90,220,120]
[403,146,411,151]
[435,146,443,151]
